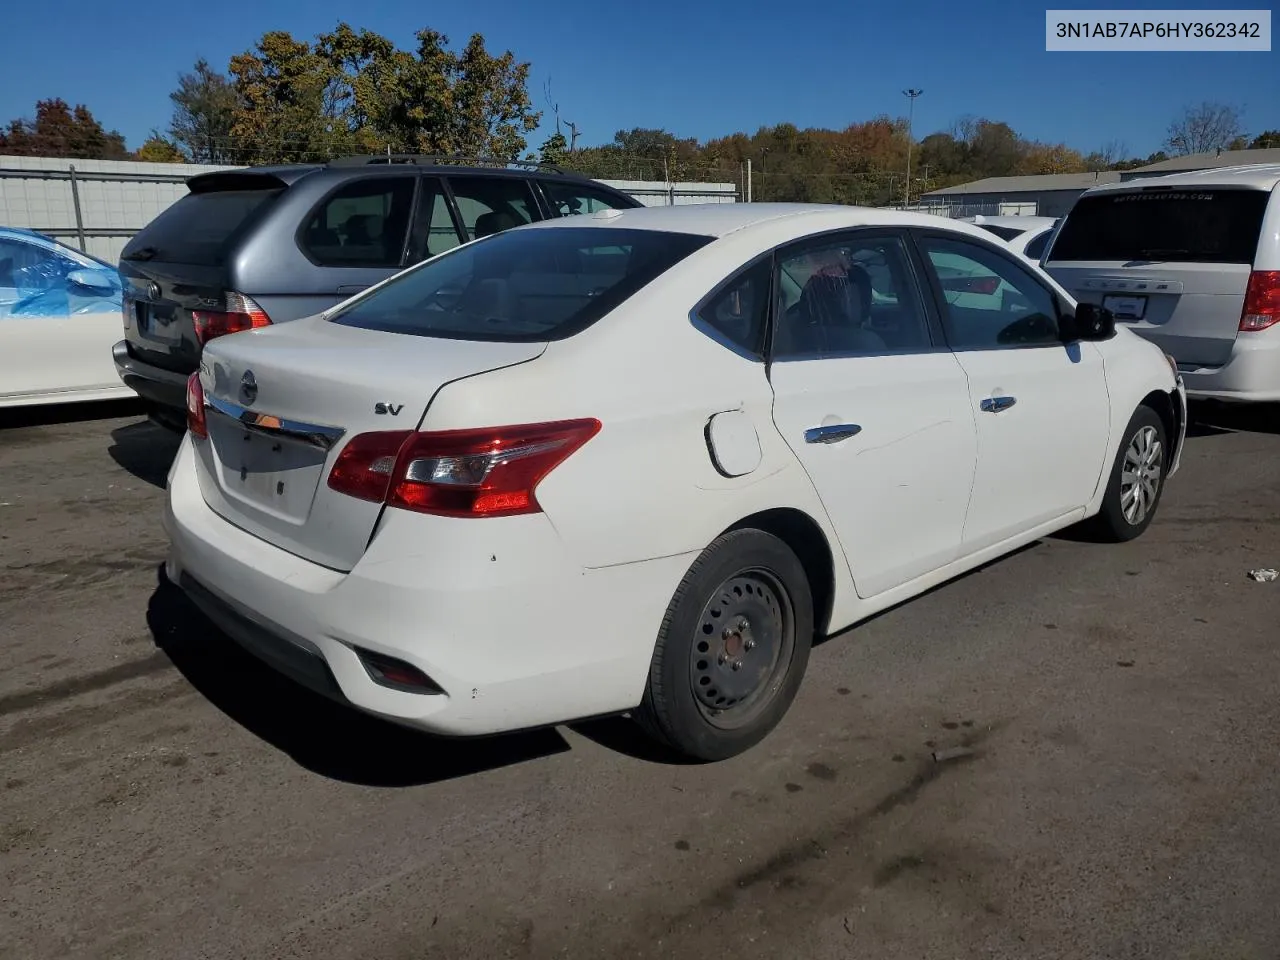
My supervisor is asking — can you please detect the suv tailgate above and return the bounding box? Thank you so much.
[1044,186,1269,367]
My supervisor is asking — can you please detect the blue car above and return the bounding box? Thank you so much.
[0,227,130,408]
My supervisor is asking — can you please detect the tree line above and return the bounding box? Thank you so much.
[2,21,1277,206]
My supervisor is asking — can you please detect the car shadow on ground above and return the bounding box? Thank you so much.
[146,566,573,787]
[1186,400,1280,438]
[108,419,183,488]
[0,397,146,431]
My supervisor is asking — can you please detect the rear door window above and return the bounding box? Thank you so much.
[1049,188,1269,264]
[329,226,713,342]
[300,176,416,267]
[446,177,538,240]
[121,179,283,265]
[542,180,635,217]
[406,177,463,263]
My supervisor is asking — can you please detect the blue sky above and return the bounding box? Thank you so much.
[2,0,1276,159]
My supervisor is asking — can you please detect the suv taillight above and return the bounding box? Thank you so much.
[192,292,271,345]
[326,419,601,518]
[1240,271,1280,332]
[186,373,207,438]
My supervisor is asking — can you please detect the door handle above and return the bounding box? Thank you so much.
[980,396,1017,413]
[804,424,862,444]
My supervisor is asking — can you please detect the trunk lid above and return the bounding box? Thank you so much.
[193,317,546,571]
[1044,186,1269,367]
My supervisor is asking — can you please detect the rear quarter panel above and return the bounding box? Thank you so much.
[418,230,852,588]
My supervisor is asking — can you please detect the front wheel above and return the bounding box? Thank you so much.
[634,529,814,762]
[1085,404,1169,542]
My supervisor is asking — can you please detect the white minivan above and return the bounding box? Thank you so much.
[1042,165,1280,403]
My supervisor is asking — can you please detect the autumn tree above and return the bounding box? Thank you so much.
[1250,130,1280,149]
[1165,102,1244,155]
[134,132,186,162]
[169,58,238,163]
[0,99,128,159]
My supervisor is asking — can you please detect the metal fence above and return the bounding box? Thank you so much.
[889,198,1041,218]
[0,155,739,264]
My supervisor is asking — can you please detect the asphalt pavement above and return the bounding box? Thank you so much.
[2,399,1279,960]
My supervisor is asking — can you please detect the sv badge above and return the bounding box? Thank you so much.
[374,402,404,416]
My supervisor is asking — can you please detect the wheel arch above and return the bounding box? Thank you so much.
[722,507,837,637]
[1139,388,1181,464]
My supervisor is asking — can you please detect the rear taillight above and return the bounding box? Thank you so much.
[186,373,207,439]
[192,292,272,345]
[1240,271,1280,332]
[327,419,601,518]
[942,275,1001,295]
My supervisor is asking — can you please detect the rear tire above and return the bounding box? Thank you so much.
[634,529,813,762]
[1084,404,1168,542]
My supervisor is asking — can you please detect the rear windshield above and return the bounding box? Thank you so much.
[328,226,714,342]
[1049,188,1269,264]
[121,186,283,264]
[975,224,1023,241]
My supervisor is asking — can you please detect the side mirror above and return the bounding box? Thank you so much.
[1063,301,1115,342]
[66,268,116,295]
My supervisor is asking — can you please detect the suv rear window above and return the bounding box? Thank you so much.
[329,226,713,342]
[1049,188,1269,264]
[121,177,283,264]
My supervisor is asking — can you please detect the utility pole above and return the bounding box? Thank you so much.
[746,158,752,202]
[565,121,580,152]
[903,88,923,208]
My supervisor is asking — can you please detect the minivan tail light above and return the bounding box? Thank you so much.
[186,373,207,438]
[326,419,602,518]
[1240,271,1280,331]
[192,292,272,345]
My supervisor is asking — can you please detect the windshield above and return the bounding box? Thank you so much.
[1049,188,1268,263]
[328,226,714,342]
[975,224,1024,241]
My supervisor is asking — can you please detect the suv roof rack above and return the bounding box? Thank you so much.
[326,154,567,174]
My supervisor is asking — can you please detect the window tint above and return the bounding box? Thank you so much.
[1023,228,1051,261]
[696,259,770,358]
[542,180,633,217]
[921,236,1060,349]
[122,187,283,264]
[406,178,462,262]
[447,177,537,240]
[772,234,932,359]
[300,176,415,267]
[1049,188,1268,264]
[329,227,713,342]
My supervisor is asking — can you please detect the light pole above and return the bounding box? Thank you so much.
[903,88,923,208]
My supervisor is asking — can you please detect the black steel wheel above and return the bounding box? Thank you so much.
[636,529,813,761]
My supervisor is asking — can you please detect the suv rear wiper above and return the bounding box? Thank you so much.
[123,246,160,261]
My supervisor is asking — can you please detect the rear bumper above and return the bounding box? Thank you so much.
[112,340,191,413]
[1177,327,1280,403]
[162,434,695,737]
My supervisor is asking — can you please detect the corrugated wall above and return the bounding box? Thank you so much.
[0,156,738,264]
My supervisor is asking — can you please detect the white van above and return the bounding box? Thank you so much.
[1042,165,1280,403]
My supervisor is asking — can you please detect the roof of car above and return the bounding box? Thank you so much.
[514,202,1006,242]
[184,159,630,192]
[1083,163,1280,194]
[961,215,1058,232]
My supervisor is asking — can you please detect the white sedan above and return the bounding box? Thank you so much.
[164,203,1187,761]
[960,215,1060,264]
[0,227,131,408]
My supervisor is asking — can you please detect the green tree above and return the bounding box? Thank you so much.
[1250,130,1280,149]
[537,131,567,164]
[450,33,540,158]
[169,58,238,163]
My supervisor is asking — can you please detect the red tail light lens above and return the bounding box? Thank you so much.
[942,275,1001,295]
[186,373,207,439]
[327,419,602,518]
[192,292,272,345]
[1240,271,1280,332]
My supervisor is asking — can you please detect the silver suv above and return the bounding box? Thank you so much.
[113,156,643,429]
